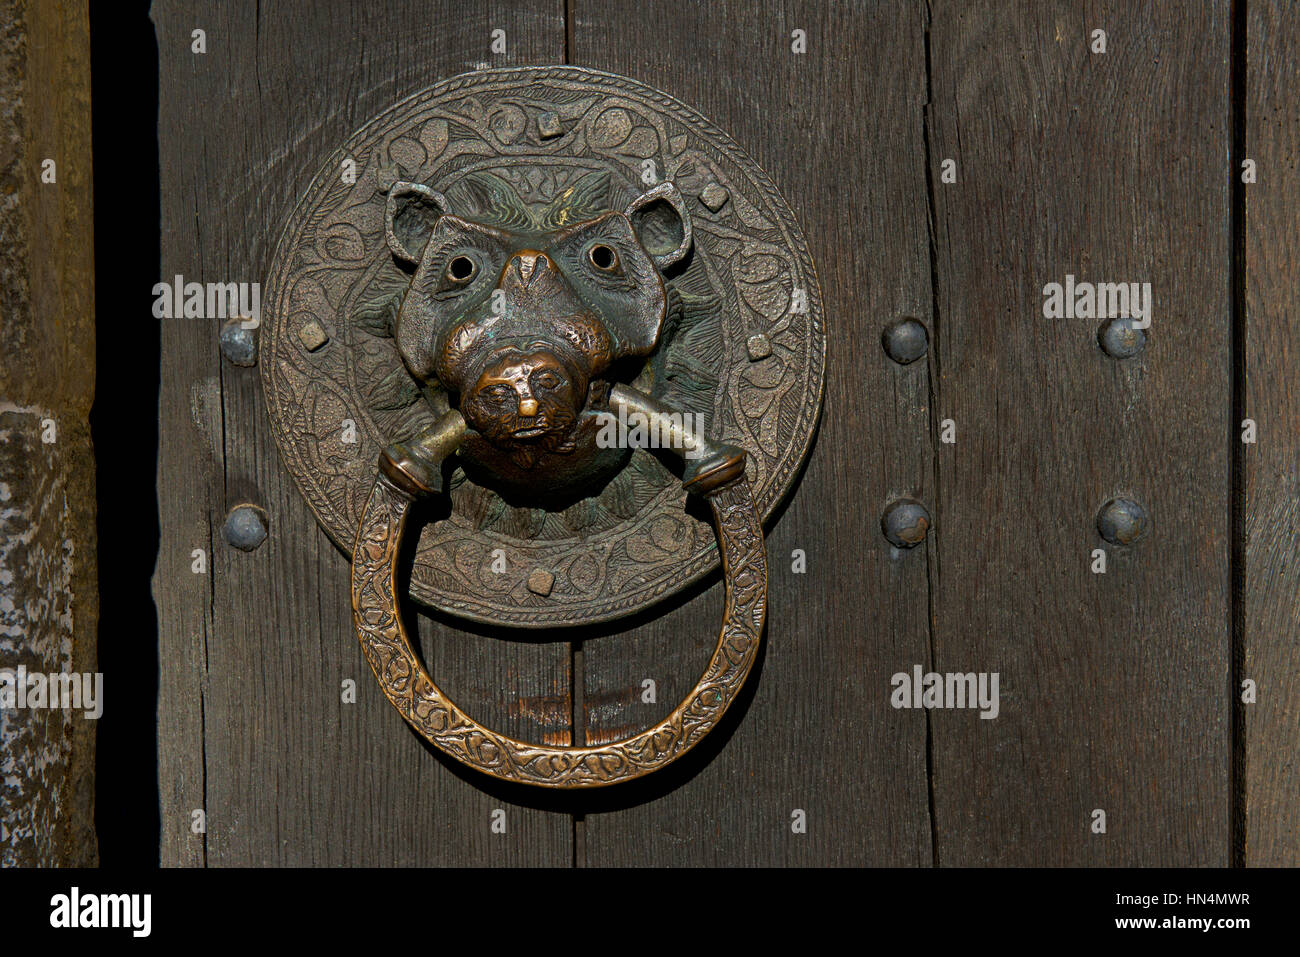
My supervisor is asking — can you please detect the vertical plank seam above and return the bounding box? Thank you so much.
[201,512,213,869]
[202,352,221,870]
[571,639,585,868]
[1230,0,1248,869]
[205,210,226,869]
[564,0,573,65]
[254,0,263,97]
[204,158,225,867]
[920,0,942,868]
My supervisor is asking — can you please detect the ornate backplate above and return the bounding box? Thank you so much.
[261,66,825,626]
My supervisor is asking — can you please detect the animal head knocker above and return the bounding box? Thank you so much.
[382,171,692,502]
[262,66,825,787]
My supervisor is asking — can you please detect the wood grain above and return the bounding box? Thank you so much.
[1243,0,1300,867]
[571,0,937,866]
[924,0,1231,864]
[152,0,573,866]
[136,0,1293,869]
[0,0,98,867]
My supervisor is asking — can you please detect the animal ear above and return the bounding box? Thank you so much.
[385,182,451,267]
[624,182,692,271]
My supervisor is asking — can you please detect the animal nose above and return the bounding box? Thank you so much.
[518,397,539,417]
[509,250,552,286]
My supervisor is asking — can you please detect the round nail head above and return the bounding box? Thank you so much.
[223,504,269,551]
[219,318,258,367]
[882,499,931,548]
[1097,497,1149,545]
[1098,317,1147,359]
[883,319,929,364]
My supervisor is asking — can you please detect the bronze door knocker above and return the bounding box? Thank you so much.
[262,67,825,787]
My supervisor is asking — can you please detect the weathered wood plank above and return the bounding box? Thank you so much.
[0,0,98,867]
[925,0,1231,864]
[153,0,572,866]
[1243,0,1300,867]
[572,0,936,866]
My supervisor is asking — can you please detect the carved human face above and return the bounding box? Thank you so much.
[461,347,583,451]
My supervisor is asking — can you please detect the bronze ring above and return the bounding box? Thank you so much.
[350,469,767,788]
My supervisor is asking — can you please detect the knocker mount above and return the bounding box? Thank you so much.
[261,66,825,786]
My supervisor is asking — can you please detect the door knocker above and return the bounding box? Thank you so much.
[261,67,825,787]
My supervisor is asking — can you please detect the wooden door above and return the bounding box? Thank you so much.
[137,0,1297,867]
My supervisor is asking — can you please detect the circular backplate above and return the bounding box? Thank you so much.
[262,66,825,627]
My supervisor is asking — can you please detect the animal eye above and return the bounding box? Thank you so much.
[587,243,619,272]
[446,255,476,283]
[534,372,560,390]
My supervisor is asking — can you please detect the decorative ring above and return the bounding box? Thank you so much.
[351,471,767,788]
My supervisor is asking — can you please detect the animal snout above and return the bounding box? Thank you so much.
[503,249,557,288]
